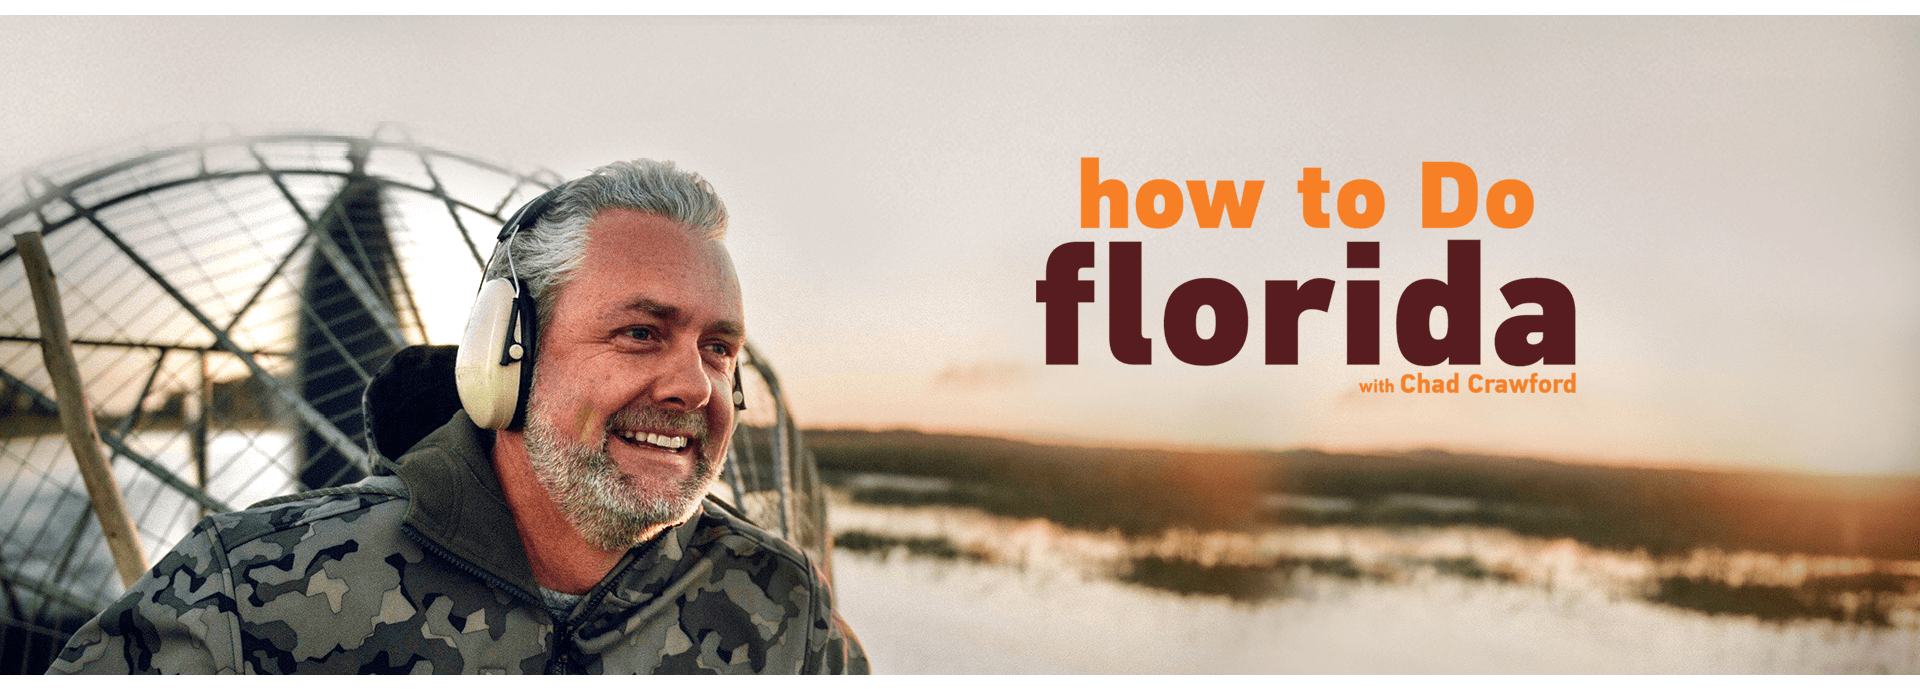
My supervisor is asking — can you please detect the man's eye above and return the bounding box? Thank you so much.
[623,327,656,341]
[704,343,733,357]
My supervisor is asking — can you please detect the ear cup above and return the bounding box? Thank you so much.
[455,278,527,429]
[456,182,569,431]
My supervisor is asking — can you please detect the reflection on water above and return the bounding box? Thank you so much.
[828,480,1920,673]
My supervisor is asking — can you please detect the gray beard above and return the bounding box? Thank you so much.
[522,391,721,551]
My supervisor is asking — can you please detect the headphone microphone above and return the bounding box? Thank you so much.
[454,183,747,432]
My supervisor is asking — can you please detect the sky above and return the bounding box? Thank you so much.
[1,16,1915,476]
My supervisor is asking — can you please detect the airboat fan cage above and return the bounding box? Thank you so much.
[0,130,828,673]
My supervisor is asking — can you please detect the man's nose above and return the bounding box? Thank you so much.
[648,343,713,411]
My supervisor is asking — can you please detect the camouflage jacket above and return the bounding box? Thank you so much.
[49,349,866,674]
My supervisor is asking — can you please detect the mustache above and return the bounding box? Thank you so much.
[606,404,708,439]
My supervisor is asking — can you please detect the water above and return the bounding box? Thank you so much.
[827,491,1920,673]
[0,430,296,610]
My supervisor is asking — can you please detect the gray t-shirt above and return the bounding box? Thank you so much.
[539,586,584,621]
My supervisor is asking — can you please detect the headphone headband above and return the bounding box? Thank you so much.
[497,183,572,243]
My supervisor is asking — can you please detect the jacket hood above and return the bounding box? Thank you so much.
[362,345,540,597]
[363,344,468,469]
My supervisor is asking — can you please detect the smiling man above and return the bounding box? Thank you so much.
[50,161,868,674]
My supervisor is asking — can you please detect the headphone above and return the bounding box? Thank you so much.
[454,183,747,431]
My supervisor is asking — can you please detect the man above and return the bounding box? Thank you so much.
[49,160,868,674]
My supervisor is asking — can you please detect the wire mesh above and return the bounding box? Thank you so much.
[0,130,829,674]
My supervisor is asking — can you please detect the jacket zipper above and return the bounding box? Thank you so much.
[545,550,636,674]
[402,524,648,674]
[401,524,577,673]
[549,618,576,674]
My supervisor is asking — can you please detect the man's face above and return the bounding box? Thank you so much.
[519,209,744,551]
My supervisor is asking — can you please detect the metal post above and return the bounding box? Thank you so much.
[14,230,150,588]
[193,350,211,519]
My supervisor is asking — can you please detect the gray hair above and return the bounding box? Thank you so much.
[484,159,729,335]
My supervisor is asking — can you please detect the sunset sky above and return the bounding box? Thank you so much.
[2,16,1915,476]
